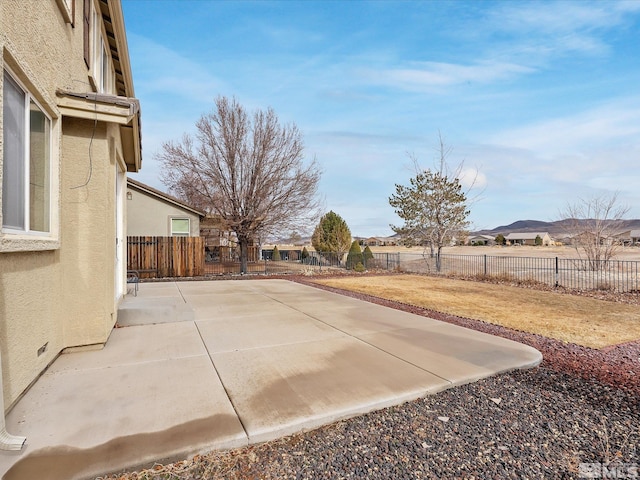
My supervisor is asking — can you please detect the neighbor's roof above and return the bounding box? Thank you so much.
[505,232,550,240]
[127,178,205,217]
[469,234,495,240]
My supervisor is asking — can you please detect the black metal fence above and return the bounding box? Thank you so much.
[216,249,639,294]
[394,253,640,293]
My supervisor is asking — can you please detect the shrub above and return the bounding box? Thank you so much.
[272,245,281,261]
[363,245,374,266]
[301,247,309,262]
[346,240,363,270]
[354,262,365,272]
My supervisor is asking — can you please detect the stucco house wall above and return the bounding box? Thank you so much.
[126,179,203,237]
[0,0,141,411]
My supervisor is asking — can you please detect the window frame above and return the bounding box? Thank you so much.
[88,1,114,94]
[170,217,191,237]
[56,0,74,25]
[1,66,59,252]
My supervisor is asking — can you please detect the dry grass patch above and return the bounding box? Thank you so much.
[313,274,640,349]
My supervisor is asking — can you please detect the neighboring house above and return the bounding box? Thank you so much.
[126,178,204,237]
[614,230,640,246]
[0,0,141,424]
[505,232,552,246]
[467,234,495,246]
[364,236,399,247]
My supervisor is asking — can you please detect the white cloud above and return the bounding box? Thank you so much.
[475,1,640,67]
[458,167,487,191]
[366,61,534,92]
[490,97,640,155]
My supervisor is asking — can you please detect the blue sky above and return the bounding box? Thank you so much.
[122,0,640,237]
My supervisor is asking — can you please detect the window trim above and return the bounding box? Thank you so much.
[56,0,74,25]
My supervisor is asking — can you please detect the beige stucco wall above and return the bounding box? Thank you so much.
[59,118,120,347]
[127,187,201,237]
[0,0,131,409]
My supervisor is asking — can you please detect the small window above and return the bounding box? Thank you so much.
[171,218,190,236]
[2,70,51,234]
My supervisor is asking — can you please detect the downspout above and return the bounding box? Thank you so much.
[0,351,26,450]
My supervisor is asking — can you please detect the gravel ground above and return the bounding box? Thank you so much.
[102,275,640,480]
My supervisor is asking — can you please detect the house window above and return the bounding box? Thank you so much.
[2,70,51,233]
[88,0,114,93]
[171,218,190,236]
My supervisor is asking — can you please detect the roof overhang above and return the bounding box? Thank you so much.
[56,90,142,172]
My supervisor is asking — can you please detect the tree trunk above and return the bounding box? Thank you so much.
[435,245,443,272]
[239,235,249,274]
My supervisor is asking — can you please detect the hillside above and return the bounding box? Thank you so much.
[473,219,640,237]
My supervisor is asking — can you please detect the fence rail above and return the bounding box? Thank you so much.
[127,236,204,278]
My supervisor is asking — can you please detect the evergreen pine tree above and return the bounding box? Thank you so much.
[346,240,363,270]
[363,245,374,267]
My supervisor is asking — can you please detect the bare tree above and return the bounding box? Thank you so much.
[158,96,321,273]
[389,134,473,271]
[559,192,630,270]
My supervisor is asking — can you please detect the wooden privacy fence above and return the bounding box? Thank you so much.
[127,236,204,278]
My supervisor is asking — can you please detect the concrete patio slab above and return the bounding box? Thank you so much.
[359,324,541,384]
[185,293,295,321]
[0,279,542,480]
[50,322,207,372]
[211,336,451,443]
[196,313,344,353]
[3,350,245,480]
[308,302,444,335]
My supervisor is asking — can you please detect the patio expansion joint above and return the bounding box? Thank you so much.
[174,282,188,303]
[261,292,454,386]
[44,354,212,378]
[194,321,250,441]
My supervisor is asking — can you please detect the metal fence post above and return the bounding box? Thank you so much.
[484,255,487,276]
[555,257,559,288]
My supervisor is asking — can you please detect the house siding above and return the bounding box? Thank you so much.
[126,184,201,237]
[0,0,138,410]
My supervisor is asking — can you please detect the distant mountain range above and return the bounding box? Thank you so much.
[472,219,640,237]
[271,219,640,245]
